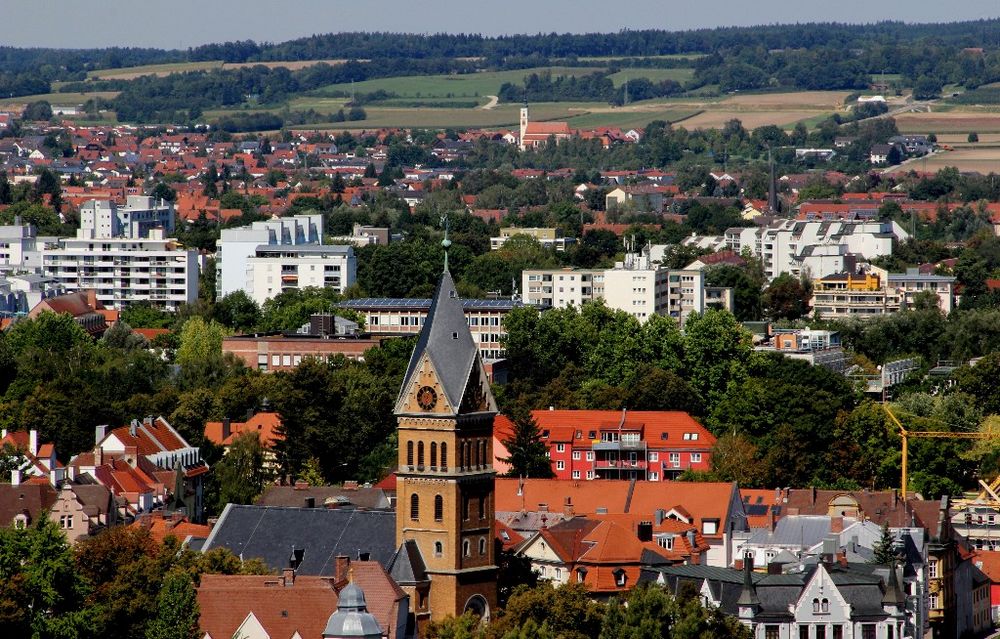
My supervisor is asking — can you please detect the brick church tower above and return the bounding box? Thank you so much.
[393,263,498,623]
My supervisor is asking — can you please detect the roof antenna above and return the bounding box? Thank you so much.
[440,213,451,272]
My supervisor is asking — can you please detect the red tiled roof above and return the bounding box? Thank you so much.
[204,412,283,447]
[132,512,211,544]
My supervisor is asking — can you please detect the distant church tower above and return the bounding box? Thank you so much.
[393,238,499,624]
[519,98,529,152]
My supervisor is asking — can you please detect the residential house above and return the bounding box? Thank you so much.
[605,185,665,213]
[491,227,576,252]
[494,478,748,567]
[27,289,114,336]
[197,557,408,639]
[49,482,116,544]
[204,412,283,463]
[516,514,709,596]
[1,428,66,486]
[493,410,715,481]
[0,481,57,529]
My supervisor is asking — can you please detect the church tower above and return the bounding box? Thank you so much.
[519,98,529,152]
[394,259,498,623]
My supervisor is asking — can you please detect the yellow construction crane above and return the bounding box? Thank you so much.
[882,404,1000,496]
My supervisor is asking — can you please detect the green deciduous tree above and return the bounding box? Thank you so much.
[145,570,199,639]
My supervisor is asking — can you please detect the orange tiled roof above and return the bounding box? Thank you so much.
[204,412,283,447]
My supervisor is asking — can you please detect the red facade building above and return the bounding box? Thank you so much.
[494,410,715,481]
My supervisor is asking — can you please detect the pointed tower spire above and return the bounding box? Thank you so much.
[737,558,760,608]
[440,214,451,272]
[882,561,905,607]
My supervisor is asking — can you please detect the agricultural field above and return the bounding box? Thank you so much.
[87,58,361,80]
[0,91,120,107]
[884,148,1000,174]
[311,67,607,100]
[306,103,591,130]
[895,111,1000,134]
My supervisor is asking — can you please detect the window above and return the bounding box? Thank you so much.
[463,540,471,557]
[410,494,419,521]
[669,453,680,467]
[478,496,485,520]
[765,626,779,639]
[440,442,447,471]
[586,451,594,461]
[691,453,702,463]
[614,569,627,587]
[657,535,673,550]
[821,599,829,614]
[800,626,810,639]
[555,568,562,580]
[816,627,826,639]
[861,625,876,639]
[586,471,595,480]
[572,471,581,479]
[556,444,565,453]
[479,537,487,555]
[556,461,565,470]
[577,568,587,583]
[430,442,437,469]
[434,541,443,557]
[649,471,659,481]
[929,594,939,610]
[702,520,718,535]
[407,441,414,467]
[649,452,659,462]
[572,451,581,460]
[417,441,425,468]
[463,497,470,521]
[479,441,487,468]
[832,626,843,639]
[928,559,938,578]
[434,495,443,522]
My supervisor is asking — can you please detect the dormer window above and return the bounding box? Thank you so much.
[613,568,627,587]
[656,534,674,550]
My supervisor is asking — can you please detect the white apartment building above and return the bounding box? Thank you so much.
[810,267,956,319]
[724,220,908,281]
[0,223,40,272]
[246,244,356,305]
[80,196,175,239]
[217,214,327,297]
[491,227,576,251]
[42,228,198,311]
[523,251,724,325]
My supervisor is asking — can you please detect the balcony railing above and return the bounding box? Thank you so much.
[592,440,647,451]
[594,459,647,470]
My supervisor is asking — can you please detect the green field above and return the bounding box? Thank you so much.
[608,68,694,86]
[311,67,607,99]
[578,54,706,62]
[0,91,120,106]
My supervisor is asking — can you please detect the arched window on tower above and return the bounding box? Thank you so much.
[479,440,487,468]
[434,495,443,521]
[430,442,438,469]
[463,442,470,470]
[479,537,487,555]
[463,539,471,557]
[417,441,425,468]
[440,442,448,471]
[410,494,419,521]
[407,440,414,468]
[473,440,480,468]
[478,495,486,520]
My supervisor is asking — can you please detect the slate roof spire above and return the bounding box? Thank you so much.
[881,561,905,607]
[736,558,760,608]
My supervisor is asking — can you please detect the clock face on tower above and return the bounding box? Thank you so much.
[417,386,438,411]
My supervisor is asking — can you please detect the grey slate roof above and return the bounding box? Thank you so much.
[201,504,397,574]
[387,539,428,585]
[396,269,480,412]
[747,515,831,547]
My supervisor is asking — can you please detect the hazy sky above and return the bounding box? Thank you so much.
[4,1,999,50]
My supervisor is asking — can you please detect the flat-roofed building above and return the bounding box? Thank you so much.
[491,227,576,251]
[811,267,955,318]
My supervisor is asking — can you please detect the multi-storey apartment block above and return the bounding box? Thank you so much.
[811,267,955,319]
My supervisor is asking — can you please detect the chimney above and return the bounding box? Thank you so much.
[28,430,37,456]
[85,288,98,310]
[294,480,309,490]
[222,418,231,442]
[143,416,153,428]
[636,521,653,542]
[129,420,138,437]
[334,555,351,583]
[1,429,6,439]
[821,536,837,564]
[687,529,696,549]
[830,516,843,533]
[282,567,295,587]
[95,424,107,444]
[11,469,20,486]
[655,509,666,525]
[892,489,898,508]
[563,496,574,516]
[768,508,776,532]
[811,486,817,505]
[304,497,315,509]
[538,503,549,513]
[343,481,359,491]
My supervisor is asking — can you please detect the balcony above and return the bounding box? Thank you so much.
[594,459,647,470]
[592,440,647,451]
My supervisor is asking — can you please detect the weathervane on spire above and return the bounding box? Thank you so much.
[440,213,451,271]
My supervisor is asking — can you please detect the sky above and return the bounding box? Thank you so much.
[3,1,999,50]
